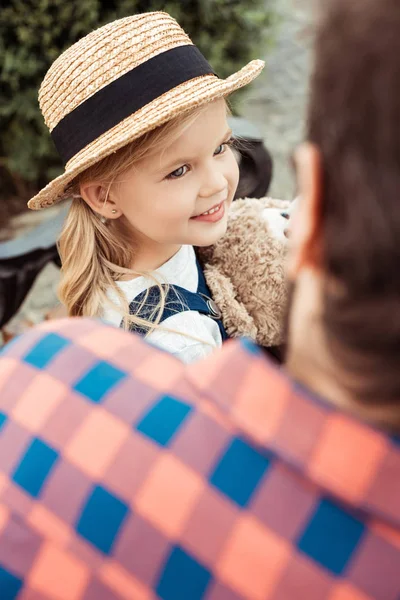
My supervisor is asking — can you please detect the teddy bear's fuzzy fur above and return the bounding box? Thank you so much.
[197,197,290,347]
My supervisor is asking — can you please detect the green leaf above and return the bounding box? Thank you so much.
[0,0,276,199]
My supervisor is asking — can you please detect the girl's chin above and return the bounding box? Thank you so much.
[191,221,228,247]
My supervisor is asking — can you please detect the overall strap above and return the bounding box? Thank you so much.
[124,261,228,340]
[195,259,229,341]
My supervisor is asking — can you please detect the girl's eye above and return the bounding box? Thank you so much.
[166,165,189,179]
[214,138,234,156]
[214,144,226,156]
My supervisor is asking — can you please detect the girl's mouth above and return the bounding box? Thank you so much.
[191,201,225,223]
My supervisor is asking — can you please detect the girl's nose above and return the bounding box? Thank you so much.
[199,166,227,199]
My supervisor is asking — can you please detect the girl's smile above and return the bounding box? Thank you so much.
[116,99,237,245]
[190,199,226,222]
[81,98,239,272]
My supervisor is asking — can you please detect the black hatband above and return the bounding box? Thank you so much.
[51,45,216,165]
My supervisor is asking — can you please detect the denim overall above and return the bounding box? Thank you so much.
[124,260,228,341]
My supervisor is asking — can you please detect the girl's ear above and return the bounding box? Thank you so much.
[79,182,121,220]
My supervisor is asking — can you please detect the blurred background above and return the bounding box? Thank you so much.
[0,0,312,342]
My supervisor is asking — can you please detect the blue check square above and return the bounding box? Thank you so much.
[0,412,7,432]
[73,360,126,403]
[297,497,365,575]
[391,434,400,447]
[0,564,23,600]
[240,337,262,356]
[210,437,272,507]
[136,395,192,446]
[12,437,59,498]
[76,485,129,555]
[23,333,69,369]
[156,546,212,600]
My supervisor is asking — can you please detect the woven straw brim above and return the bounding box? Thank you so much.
[28,59,264,210]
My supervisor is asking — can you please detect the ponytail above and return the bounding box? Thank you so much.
[58,197,175,334]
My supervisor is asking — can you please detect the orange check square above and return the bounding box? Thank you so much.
[0,503,9,535]
[371,520,400,550]
[308,414,387,503]
[216,515,290,600]
[135,354,184,391]
[28,542,90,599]
[0,358,18,393]
[12,373,66,432]
[65,408,130,479]
[232,362,289,443]
[36,318,72,333]
[328,583,371,600]
[187,348,228,390]
[78,328,132,358]
[135,454,204,538]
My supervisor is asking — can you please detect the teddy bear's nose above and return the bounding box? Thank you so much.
[281,212,290,237]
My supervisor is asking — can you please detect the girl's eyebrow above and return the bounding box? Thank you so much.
[157,128,233,173]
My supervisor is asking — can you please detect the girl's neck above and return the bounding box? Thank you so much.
[130,241,182,273]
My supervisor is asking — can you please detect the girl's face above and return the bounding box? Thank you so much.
[113,99,239,248]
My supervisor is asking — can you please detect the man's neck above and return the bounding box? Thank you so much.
[285,271,400,431]
[286,345,398,430]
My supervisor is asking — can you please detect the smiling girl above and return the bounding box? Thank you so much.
[28,12,264,363]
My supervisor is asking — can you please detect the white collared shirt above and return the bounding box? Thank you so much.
[102,245,222,364]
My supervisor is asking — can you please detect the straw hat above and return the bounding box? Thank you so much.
[28,11,264,210]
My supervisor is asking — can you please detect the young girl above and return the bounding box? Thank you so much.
[28,12,264,363]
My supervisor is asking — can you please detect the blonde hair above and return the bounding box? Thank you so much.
[58,102,225,335]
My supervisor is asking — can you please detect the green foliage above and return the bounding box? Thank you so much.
[0,0,275,204]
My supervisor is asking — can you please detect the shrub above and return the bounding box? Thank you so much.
[0,0,275,213]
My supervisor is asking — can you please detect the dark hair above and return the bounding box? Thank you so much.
[234,141,273,200]
[307,0,400,417]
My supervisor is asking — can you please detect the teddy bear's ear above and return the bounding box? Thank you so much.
[198,196,289,348]
[203,265,258,340]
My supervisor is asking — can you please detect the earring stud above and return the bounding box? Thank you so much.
[111,209,117,215]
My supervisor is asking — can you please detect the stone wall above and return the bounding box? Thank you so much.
[241,0,312,199]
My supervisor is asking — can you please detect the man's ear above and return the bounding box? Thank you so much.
[80,182,121,220]
[287,142,323,279]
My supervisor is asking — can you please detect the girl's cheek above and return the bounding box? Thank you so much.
[226,154,240,188]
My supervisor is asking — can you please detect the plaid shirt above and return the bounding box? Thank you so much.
[0,318,399,600]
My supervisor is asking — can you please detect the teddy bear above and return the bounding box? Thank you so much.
[2,197,291,352]
[198,197,291,348]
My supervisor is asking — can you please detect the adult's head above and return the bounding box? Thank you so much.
[287,0,400,428]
